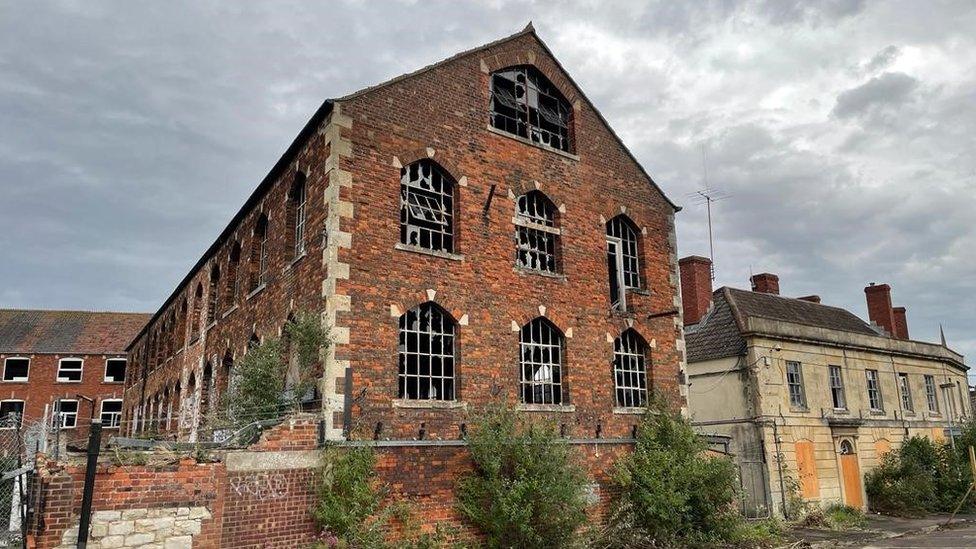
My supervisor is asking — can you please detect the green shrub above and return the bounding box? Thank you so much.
[609,402,776,546]
[313,444,449,548]
[456,406,588,549]
[864,434,975,516]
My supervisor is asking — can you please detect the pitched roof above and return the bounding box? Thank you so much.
[0,309,150,355]
[685,287,879,363]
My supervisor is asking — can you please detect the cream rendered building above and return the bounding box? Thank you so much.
[679,257,970,517]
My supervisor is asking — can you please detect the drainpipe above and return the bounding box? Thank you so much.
[941,379,956,449]
[772,414,788,519]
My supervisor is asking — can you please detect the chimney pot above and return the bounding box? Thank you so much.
[679,256,713,325]
[798,295,821,304]
[865,283,897,337]
[750,273,780,295]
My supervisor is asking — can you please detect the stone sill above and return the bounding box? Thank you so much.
[246,284,266,301]
[394,243,464,261]
[513,266,567,281]
[392,399,467,410]
[285,252,307,271]
[516,404,576,413]
[613,407,646,415]
[485,125,580,161]
[221,305,238,320]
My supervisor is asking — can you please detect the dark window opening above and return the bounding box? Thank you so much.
[515,191,559,273]
[398,302,456,401]
[53,399,78,429]
[206,265,220,325]
[2,358,29,381]
[100,399,123,428]
[57,358,83,382]
[191,283,204,341]
[0,401,24,429]
[226,241,241,308]
[613,329,649,408]
[105,358,127,383]
[251,215,269,289]
[519,317,564,405]
[490,66,572,152]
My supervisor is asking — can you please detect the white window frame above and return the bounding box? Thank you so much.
[2,357,30,382]
[898,373,914,412]
[0,400,25,430]
[100,399,123,429]
[56,357,84,383]
[104,358,127,383]
[53,399,79,429]
[866,369,884,412]
[294,181,307,258]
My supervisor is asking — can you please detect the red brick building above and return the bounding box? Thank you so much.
[123,25,685,444]
[0,309,149,445]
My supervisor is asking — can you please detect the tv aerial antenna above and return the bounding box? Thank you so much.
[685,144,730,280]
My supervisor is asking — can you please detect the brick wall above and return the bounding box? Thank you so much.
[29,414,635,548]
[0,352,127,444]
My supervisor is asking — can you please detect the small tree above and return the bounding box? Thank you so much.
[610,400,746,545]
[456,405,588,549]
[219,312,329,430]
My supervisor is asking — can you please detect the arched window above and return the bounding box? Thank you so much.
[515,191,560,273]
[606,215,642,310]
[206,265,220,325]
[490,65,572,152]
[288,174,307,259]
[398,302,456,401]
[519,317,564,405]
[176,298,187,351]
[191,282,203,341]
[250,214,269,290]
[613,329,649,408]
[226,241,241,306]
[201,361,214,417]
[248,333,261,350]
[400,160,455,253]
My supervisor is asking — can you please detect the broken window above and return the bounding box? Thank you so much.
[613,329,649,408]
[400,160,455,253]
[0,400,24,429]
[251,214,269,290]
[57,358,83,383]
[105,358,127,383]
[515,191,559,273]
[2,357,29,382]
[53,399,78,429]
[226,241,241,307]
[206,265,220,325]
[866,369,883,411]
[398,302,455,401]
[786,361,806,408]
[519,317,564,405]
[606,215,641,310]
[899,373,914,412]
[100,399,123,428]
[924,375,939,413]
[290,175,307,259]
[490,66,572,152]
[192,282,204,341]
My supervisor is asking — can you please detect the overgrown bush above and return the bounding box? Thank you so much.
[456,406,589,549]
[865,433,974,516]
[217,312,329,430]
[608,401,778,547]
[313,444,448,548]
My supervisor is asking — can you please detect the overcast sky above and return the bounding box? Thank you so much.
[2,1,974,370]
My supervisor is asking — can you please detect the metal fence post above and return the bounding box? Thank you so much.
[76,420,102,549]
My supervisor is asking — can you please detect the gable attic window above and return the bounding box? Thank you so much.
[606,215,642,311]
[289,174,308,259]
[105,358,127,383]
[400,160,455,253]
[2,358,29,382]
[57,358,84,383]
[515,191,560,274]
[490,66,572,152]
[613,329,649,408]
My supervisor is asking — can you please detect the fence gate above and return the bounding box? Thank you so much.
[738,458,771,519]
[0,415,44,548]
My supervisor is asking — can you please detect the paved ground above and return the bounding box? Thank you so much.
[784,513,976,548]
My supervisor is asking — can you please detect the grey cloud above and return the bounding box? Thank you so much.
[832,72,919,119]
[864,45,901,73]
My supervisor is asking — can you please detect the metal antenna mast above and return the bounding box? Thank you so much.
[686,145,729,280]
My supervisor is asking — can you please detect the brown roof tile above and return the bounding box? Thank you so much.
[0,309,151,355]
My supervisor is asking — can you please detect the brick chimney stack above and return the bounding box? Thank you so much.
[893,306,909,340]
[679,256,713,326]
[750,273,780,295]
[865,283,897,337]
